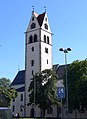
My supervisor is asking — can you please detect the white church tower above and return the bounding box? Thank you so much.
[25,9,52,117]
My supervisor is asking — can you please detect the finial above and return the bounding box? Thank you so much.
[44,6,46,12]
[32,6,34,12]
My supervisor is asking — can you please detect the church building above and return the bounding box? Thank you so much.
[11,9,64,118]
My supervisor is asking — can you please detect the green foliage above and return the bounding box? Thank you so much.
[0,77,18,107]
[28,69,59,116]
[64,59,87,110]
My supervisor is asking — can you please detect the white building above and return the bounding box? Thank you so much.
[25,10,52,117]
[11,10,54,117]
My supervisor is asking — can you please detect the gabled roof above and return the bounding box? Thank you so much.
[37,12,45,27]
[16,86,25,92]
[11,64,69,86]
[11,70,25,85]
[53,64,70,79]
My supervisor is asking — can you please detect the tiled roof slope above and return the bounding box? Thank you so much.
[11,64,69,86]
[16,86,25,92]
[37,12,45,27]
[11,70,25,85]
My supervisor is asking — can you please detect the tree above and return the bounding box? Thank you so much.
[28,69,59,117]
[64,59,87,111]
[0,78,18,107]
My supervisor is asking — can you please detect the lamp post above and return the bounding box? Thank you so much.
[59,48,71,119]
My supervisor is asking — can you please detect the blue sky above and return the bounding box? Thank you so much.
[0,0,87,81]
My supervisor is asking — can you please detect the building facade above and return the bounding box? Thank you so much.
[11,10,53,117]
[11,10,87,119]
[25,10,52,117]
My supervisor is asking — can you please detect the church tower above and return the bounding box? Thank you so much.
[25,10,52,117]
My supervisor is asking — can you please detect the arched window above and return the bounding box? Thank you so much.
[34,34,37,42]
[29,35,33,43]
[47,36,49,44]
[44,35,46,43]
[44,23,48,30]
[31,22,36,29]
[32,17,34,21]
[32,47,34,52]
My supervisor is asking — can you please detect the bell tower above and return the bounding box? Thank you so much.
[25,10,52,116]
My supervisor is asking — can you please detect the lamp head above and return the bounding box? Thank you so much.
[59,48,64,51]
[67,48,72,51]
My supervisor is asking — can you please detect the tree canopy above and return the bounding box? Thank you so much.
[65,59,87,111]
[0,77,18,107]
[28,69,59,117]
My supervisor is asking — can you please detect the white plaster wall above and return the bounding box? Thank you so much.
[41,13,51,33]
[25,11,52,117]
[40,28,52,71]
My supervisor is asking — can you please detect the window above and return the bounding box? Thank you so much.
[31,23,36,29]
[31,60,34,66]
[45,48,48,53]
[32,47,34,52]
[34,34,37,42]
[45,18,47,21]
[13,98,15,102]
[32,17,34,21]
[29,35,33,43]
[44,35,46,43]
[20,94,23,101]
[12,105,15,112]
[47,59,48,64]
[32,70,34,75]
[44,23,48,30]
[47,36,49,44]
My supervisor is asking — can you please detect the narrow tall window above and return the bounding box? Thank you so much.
[32,47,34,52]
[29,35,33,43]
[32,17,34,21]
[32,70,34,75]
[31,60,34,66]
[47,36,49,44]
[34,34,37,42]
[45,18,47,21]
[44,23,48,30]
[13,98,15,102]
[13,105,15,112]
[20,94,23,101]
[44,35,46,43]
[47,59,48,64]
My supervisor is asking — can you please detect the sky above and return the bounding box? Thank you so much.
[0,0,87,81]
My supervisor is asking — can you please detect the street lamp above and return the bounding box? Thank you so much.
[59,48,72,119]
